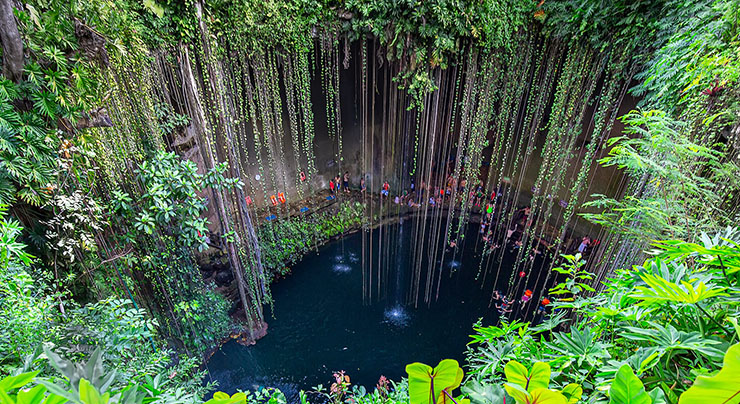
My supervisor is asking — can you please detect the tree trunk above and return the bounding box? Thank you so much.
[0,0,23,82]
[181,44,256,332]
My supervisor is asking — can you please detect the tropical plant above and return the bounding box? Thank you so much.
[406,359,467,404]
[583,110,740,247]
[549,254,596,299]
[680,342,740,404]
[503,361,581,404]
[0,209,61,373]
[467,228,740,401]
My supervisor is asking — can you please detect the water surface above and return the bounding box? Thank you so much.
[206,220,523,399]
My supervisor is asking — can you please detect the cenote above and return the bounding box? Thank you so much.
[206,219,537,399]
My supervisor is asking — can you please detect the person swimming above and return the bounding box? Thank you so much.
[521,289,533,303]
[496,301,512,314]
[537,297,551,314]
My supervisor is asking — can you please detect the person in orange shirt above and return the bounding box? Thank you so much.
[538,297,551,314]
[521,289,533,303]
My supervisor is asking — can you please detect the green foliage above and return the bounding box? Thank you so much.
[545,326,612,370]
[343,0,533,106]
[630,273,728,305]
[503,361,550,393]
[0,0,150,208]
[650,227,740,276]
[0,349,211,404]
[0,84,58,206]
[98,151,241,354]
[257,202,365,278]
[583,109,740,244]
[42,191,102,265]
[0,208,33,267]
[206,0,335,52]
[680,342,740,404]
[467,229,740,401]
[608,365,650,404]
[503,361,578,404]
[112,151,241,251]
[0,211,60,373]
[152,102,189,137]
[549,254,595,299]
[634,0,740,115]
[461,380,510,404]
[469,319,528,346]
[406,359,466,404]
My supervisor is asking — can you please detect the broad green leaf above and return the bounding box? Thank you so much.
[728,317,740,340]
[17,385,46,404]
[0,372,39,391]
[42,395,67,404]
[528,388,567,404]
[461,380,511,404]
[680,343,740,404]
[505,361,551,392]
[203,391,247,404]
[79,378,109,404]
[142,0,164,18]
[504,382,531,404]
[649,388,668,404]
[37,381,77,403]
[609,365,651,404]
[560,384,583,404]
[407,360,461,404]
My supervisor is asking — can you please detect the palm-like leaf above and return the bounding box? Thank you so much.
[622,322,724,360]
[652,228,740,275]
[631,273,728,305]
[545,326,612,368]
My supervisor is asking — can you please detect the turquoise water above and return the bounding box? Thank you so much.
[205,220,521,399]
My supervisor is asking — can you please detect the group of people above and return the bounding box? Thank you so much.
[492,289,551,316]
[326,172,596,263]
[326,171,504,214]
[328,172,352,195]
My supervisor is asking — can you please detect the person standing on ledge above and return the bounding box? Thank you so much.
[343,171,350,193]
[381,181,390,198]
[335,175,342,193]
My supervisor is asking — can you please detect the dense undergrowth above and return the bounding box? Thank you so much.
[257,201,365,278]
[1,0,740,403]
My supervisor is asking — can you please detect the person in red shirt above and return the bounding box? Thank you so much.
[329,179,336,195]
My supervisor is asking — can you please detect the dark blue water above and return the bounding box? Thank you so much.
[205,220,520,399]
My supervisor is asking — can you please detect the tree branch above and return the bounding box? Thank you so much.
[0,0,24,82]
[58,107,114,132]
